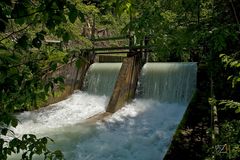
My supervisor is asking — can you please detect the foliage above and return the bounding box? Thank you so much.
[220,54,240,88]
[113,0,240,63]
[214,120,240,160]
[0,0,130,159]
[0,0,90,159]
[0,113,64,160]
[219,100,240,113]
[214,42,240,160]
[1,0,239,159]
[218,53,240,113]
[111,0,240,159]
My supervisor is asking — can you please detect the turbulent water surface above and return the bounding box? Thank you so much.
[14,62,197,160]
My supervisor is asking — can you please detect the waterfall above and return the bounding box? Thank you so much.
[138,63,197,104]
[83,63,122,96]
[14,63,123,134]
[12,62,198,160]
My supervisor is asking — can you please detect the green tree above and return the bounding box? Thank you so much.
[0,0,87,159]
[113,0,240,159]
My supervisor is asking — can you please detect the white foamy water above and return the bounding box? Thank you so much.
[15,91,108,135]
[14,99,186,160]
[13,62,197,160]
[71,99,186,160]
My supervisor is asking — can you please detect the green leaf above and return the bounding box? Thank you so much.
[0,21,6,32]
[78,11,85,22]
[2,0,12,6]
[68,5,78,23]
[7,148,12,155]
[0,72,6,83]
[208,97,217,106]
[22,134,28,141]
[54,76,64,84]
[22,152,28,159]
[11,3,28,25]
[46,18,55,30]
[44,83,50,93]
[36,32,45,40]
[53,150,64,159]
[41,137,48,144]
[11,118,18,128]
[58,76,64,83]
[17,35,28,49]
[63,32,70,42]
[28,134,37,139]
[63,55,69,63]
[75,58,82,69]
[1,128,8,135]
[0,138,4,145]
[56,0,66,10]
[14,18,25,25]
[50,62,57,71]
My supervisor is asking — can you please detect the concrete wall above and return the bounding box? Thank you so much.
[43,60,91,106]
[106,54,142,113]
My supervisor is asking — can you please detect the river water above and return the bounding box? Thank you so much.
[14,62,197,160]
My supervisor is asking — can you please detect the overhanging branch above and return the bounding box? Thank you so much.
[0,24,31,42]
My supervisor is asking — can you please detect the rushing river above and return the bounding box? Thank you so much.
[13,62,197,160]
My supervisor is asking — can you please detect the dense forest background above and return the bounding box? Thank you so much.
[0,0,239,159]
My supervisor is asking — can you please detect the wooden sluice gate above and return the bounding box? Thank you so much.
[106,54,143,113]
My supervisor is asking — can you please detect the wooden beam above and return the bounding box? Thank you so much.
[95,51,130,54]
[92,35,128,42]
[81,45,154,52]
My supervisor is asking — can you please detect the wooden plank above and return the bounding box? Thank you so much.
[92,35,128,41]
[81,45,154,52]
[95,51,130,54]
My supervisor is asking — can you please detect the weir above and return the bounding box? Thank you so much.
[138,63,197,103]
[83,63,122,96]
[13,61,197,160]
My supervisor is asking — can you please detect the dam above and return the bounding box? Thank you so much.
[14,62,197,160]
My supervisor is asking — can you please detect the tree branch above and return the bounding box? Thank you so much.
[5,57,45,70]
[0,24,31,42]
[229,0,240,31]
[7,10,45,20]
[7,7,68,20]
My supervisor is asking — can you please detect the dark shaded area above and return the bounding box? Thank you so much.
[164,66,212,160]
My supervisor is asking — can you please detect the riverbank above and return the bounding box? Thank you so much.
[164,90,211,159]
